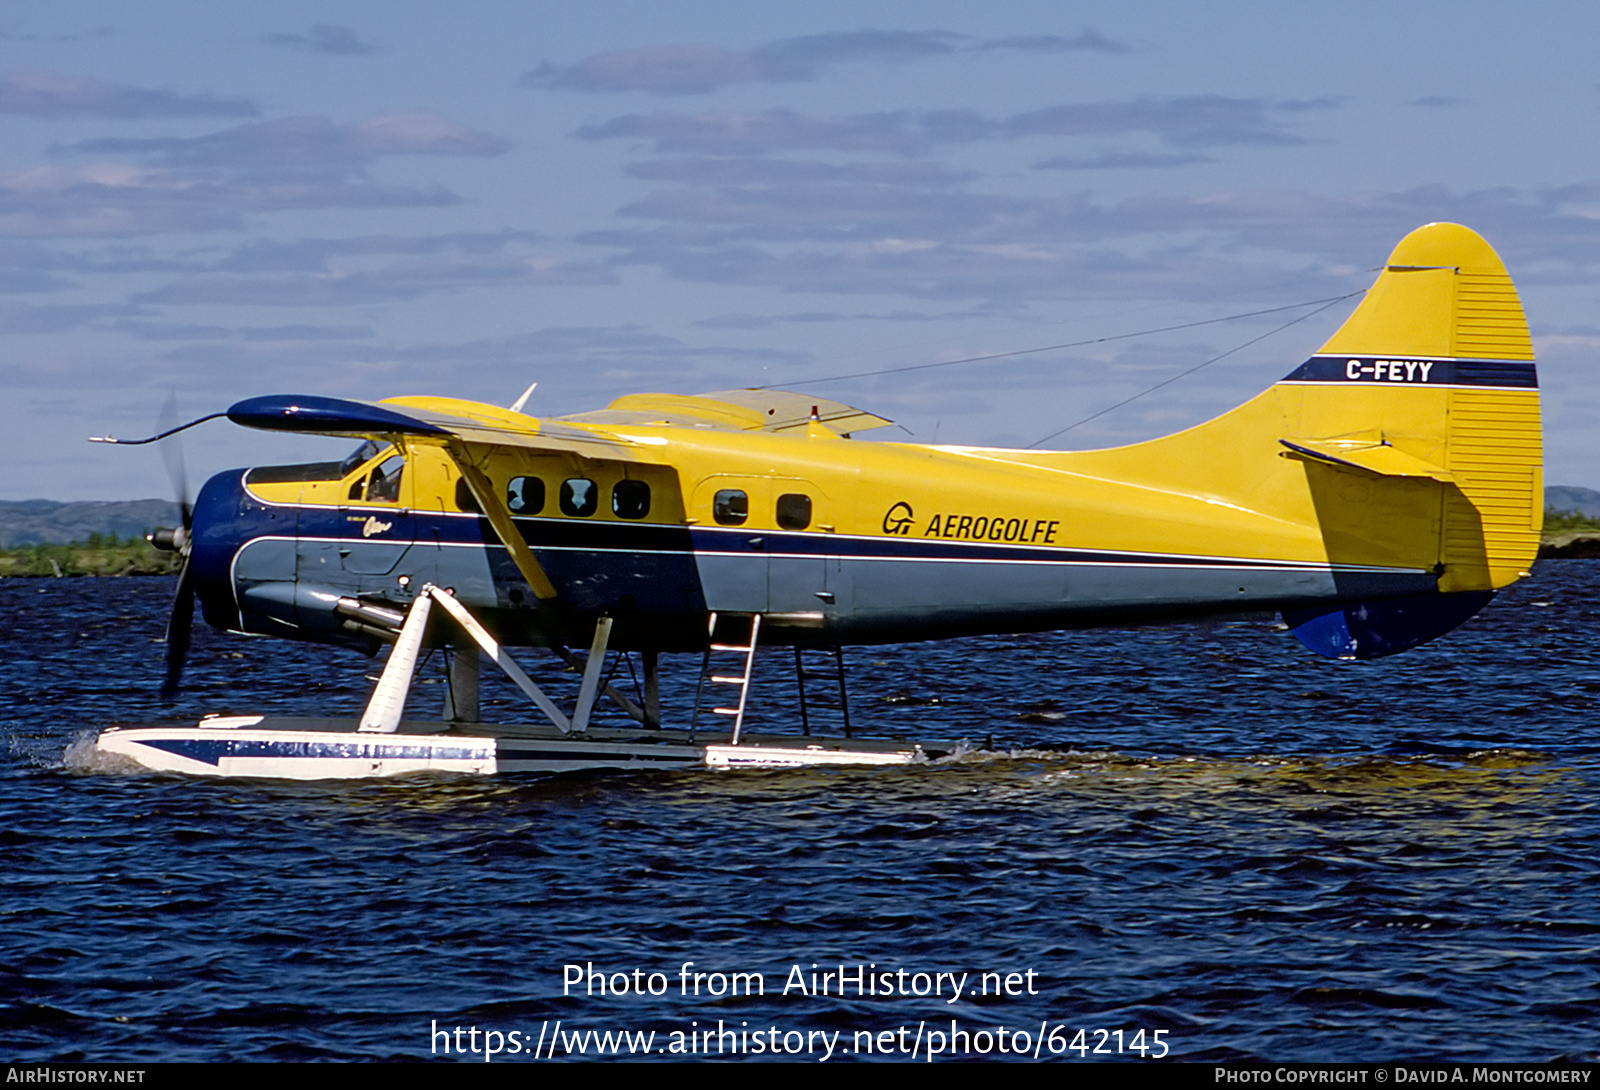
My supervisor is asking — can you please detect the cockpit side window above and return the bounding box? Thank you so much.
[365,454,406,503]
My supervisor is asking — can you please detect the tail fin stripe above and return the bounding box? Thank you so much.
[1280,355,1536,388]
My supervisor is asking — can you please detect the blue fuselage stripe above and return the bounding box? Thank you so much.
[237,501,1405,576]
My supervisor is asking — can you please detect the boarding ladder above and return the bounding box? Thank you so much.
[794,646,852,738]
[692,612,761,743]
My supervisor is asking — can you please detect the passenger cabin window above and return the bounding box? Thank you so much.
[560,478,597,517]
[776,493,811,530]
[455,478,480,513]
[613,480,650,520]
[713,489,748,526]
[507,476,545,515]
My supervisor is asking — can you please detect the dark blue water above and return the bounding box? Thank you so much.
[3,566,1598,1062]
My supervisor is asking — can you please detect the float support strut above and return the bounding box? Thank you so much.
[444,648,481,722]
[570,617,614,734]
[358,590,435,733]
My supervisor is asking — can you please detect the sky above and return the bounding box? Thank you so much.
[2,1,1598,501]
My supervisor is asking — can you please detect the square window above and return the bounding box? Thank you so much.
[613,479,651,519]
[713,489,748,525]
[560,478,597,517]
[507,476,545,515]
[776,492,811,530]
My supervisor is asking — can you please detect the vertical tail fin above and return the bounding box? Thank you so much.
[1283,222,1541,594]
[1278,223,1540,656]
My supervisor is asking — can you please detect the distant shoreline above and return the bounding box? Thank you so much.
[0,537,179,577]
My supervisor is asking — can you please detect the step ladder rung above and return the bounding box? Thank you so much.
[693,612,762,743]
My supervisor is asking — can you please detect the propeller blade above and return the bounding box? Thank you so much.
[162,555,195,697]
[157,391,193,531]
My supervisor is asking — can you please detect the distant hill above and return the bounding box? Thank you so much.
[0,499,180,548]
[1546,486,1600,517]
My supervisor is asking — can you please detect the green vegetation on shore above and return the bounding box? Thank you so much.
[0,532,179,577]
[1542,508,1600,533]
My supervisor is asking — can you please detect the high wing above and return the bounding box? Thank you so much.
[223,388,891,611]
[227,388,892,448]
[227,392,629,455]
[558,389,893,436]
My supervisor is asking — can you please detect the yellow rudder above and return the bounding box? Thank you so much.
[1291,222,1541,591]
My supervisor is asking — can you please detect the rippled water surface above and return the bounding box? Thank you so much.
[4,566,1599,1062]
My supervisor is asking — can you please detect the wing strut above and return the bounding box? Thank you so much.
[444,441,558,600]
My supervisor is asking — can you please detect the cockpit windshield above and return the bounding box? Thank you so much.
[339,439,384,477]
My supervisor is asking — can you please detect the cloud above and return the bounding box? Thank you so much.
[0,239,93,292]
[0,28,117,44]
[0,70,256,119]
[136,233,613,306]
[262,24,377,56]
[212,230,548,272]
[693,311,846,329]
[1004,96,1320,147]
[108,319,376,342]
[2,114,510,237]
[525,28,1127,95]
[577,108,930,155]
[68,113,509,168]
[0,301,149,335]
[579,96,1328,156]
[751,29,963,78]
[573,176,1600,306]
[138,256,614,306]
[610,181,1049,240]
[1035,151,1213,170]
[625,156,974,188]
[976,30,1131,54]
[0,162,462,237]
[692,307,980,329]
[524,44,763,96]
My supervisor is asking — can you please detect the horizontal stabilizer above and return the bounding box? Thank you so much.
[1278,438,1454,482]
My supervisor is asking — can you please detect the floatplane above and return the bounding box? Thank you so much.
[92,223,1541,778]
